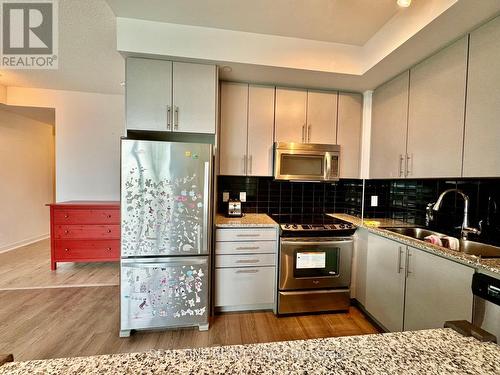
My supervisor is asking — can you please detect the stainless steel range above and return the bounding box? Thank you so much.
[273,214,356,315]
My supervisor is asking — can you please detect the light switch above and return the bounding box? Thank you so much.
[239,192,246,202]
[371,195,378,207]
[222,192,230,202]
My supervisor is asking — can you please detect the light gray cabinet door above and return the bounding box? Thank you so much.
[126,58,172,131]
[248,85,275,176]
[337,92,362,178]
[370,71,409,179]
[365,233,406,332]
[219,82,248,175]
[463,16,500,177]
[306,90,337,144]
[275,88,307,143]
[407,37,468,178]
[404,246,474,331]
[172,62,217,134]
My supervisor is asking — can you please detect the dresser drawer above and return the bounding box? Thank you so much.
[215,267,275,308]
[53,209,120,224]
[54,225,120,240]
[216,254,275,268]
[216,228,277,242]
[215,240,276,255]
[54,240,119,260]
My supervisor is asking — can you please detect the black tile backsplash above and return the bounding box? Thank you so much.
[364,178,500,246]
[217,176,363,217]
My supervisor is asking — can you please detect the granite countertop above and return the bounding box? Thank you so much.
[215,213,278,228]
[329,213,500,276]
[1,329,499,374]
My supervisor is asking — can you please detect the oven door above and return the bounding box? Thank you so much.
[274,146,339,182]
[279,237,352,290]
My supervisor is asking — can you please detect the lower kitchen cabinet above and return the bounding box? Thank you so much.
[215,266,275,309]
[215,228,278,312]
[365,234,406,332]
[363,233,474,332]
[403,246,474,331]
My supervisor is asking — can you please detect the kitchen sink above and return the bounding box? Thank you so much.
[385,227,500,258]
[384,227,447,241]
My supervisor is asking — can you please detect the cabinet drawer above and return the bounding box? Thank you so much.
[54,240,119,260]
[216,254,275,268]
[215,240,276,255]
[216,228,276,242]
[53,209,120,224]
[54,225,120,240]
[215,267,275,308]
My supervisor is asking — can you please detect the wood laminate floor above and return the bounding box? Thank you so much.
[0,286,380,361]
[0,240,119,290]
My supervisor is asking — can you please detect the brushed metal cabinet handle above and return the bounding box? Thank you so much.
[405,153,413,177]
[405,249,412,278]
[302,124,305,142]
[166,105,171,130]
[236,269,259,274]
[308,125,311,143]
[399,154,404,177]
[174,106,179,130]
[236,234,260,237]
[235,246,259,250]
[235,259,260,264]
[397,246,403,273]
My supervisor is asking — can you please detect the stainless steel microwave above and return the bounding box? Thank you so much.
[273,142,340,182]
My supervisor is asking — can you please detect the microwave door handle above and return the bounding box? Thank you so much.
[325,153,331,180]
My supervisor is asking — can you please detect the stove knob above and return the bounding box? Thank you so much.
[292,224,298,229]
[339,224,345,228]
[284,224,290,229]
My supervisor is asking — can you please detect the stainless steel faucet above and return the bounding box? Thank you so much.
[426,189,481,240]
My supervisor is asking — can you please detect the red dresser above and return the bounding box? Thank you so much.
[47,201,120,270]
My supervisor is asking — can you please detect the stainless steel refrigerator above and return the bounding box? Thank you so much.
[119,139,212,337]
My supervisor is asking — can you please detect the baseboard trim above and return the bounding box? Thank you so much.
[0,234,49,254]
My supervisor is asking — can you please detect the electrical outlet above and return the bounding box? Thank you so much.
[371,195,378,207]
[222,192,230,202]
[239,192,247,202]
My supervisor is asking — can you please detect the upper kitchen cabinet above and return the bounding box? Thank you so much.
[219,82,275,176]
[337,92,362,178]
[275,88,307,143]
[126,58,172,131]
[247,85,275,176]
[219,82,248,176]
[406,37,468,178]
[126,58,217,134]
[306,90,337,144]
[370,71,409,179]
[463,16,500,177]
[172,62,217,134]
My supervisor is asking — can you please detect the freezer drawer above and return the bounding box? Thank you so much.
[121,257,208,331]
[278,289,350,315]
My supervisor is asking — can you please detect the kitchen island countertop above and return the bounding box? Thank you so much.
[1,328,498,374]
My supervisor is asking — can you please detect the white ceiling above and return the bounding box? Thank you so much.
[0,0,124,95]
[106,0,400,46]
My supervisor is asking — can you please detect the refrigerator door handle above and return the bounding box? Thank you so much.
[202,160,210,254]
[121,258,208,266]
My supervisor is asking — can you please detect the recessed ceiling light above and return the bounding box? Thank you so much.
[221,66,232,73]
[397,0,411,7]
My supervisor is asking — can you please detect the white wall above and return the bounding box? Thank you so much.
[0,108,54,251]
[6,87,125,202]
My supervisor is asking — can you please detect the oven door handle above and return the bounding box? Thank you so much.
[281,239,353,246]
